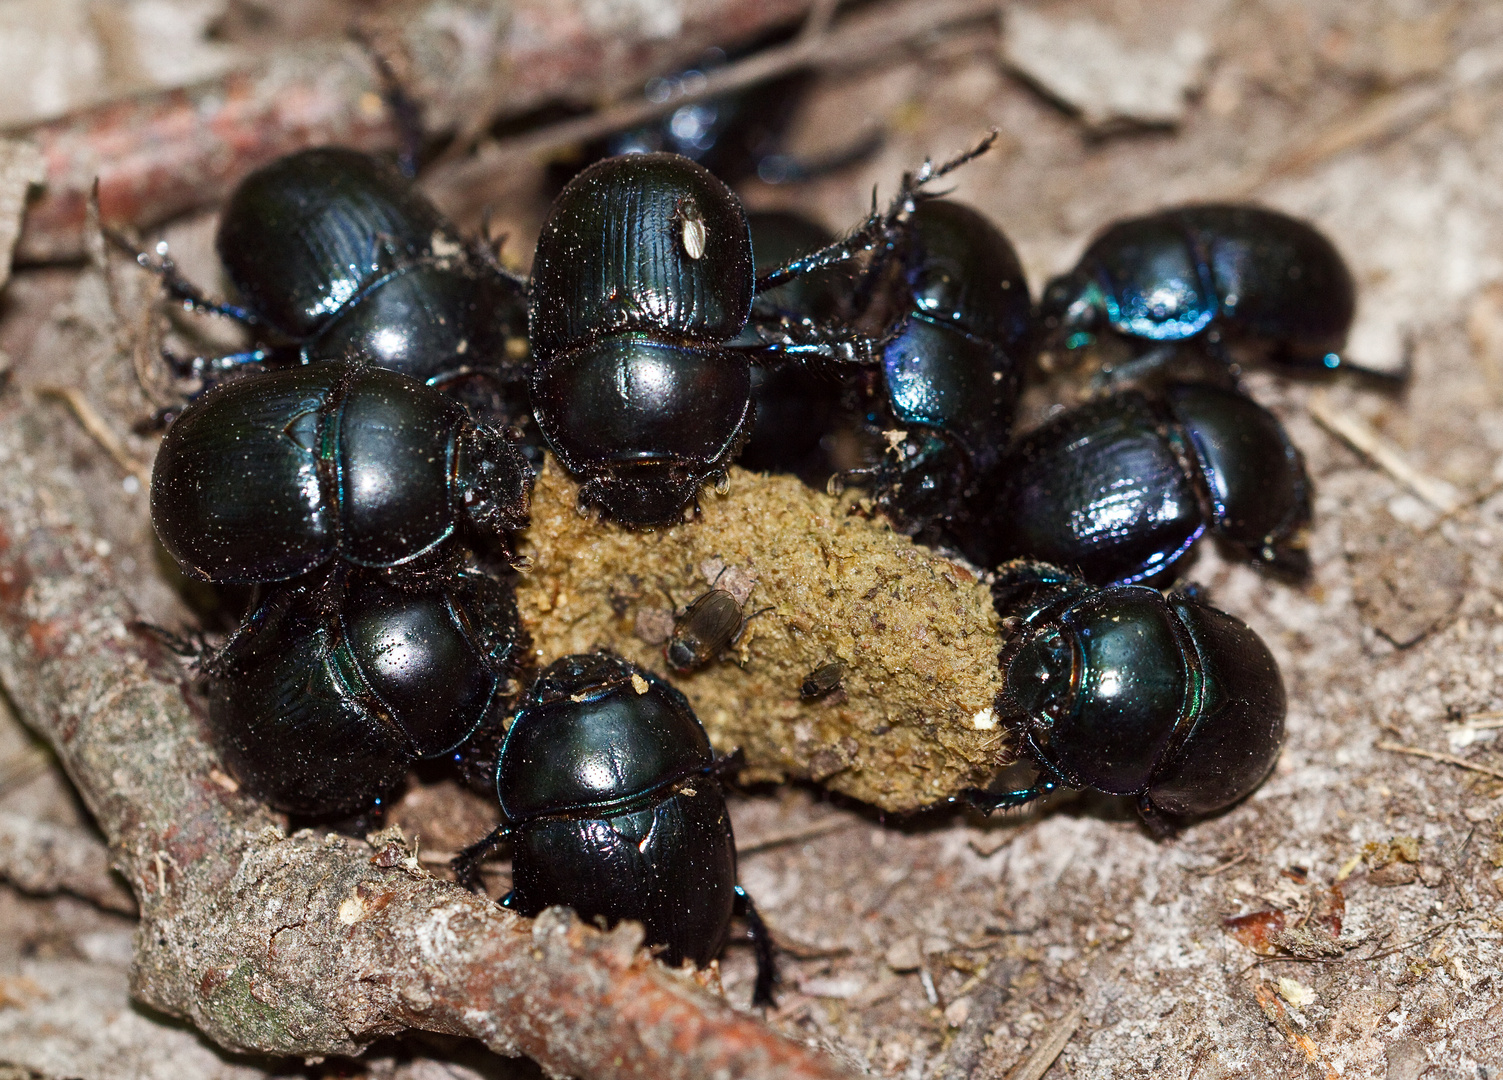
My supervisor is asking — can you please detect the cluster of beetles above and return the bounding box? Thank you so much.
[121,61,1396,1004]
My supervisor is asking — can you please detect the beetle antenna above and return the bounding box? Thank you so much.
[450,822,513,893]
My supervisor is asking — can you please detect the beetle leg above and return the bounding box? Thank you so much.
[1135,795,1179,838]
[754,132,999,294]
[956,778,1056,815]
[163,347,272,392]
[127,619,209,661]
[450,822,512,894]
[734,315,886,367]
[467,218,532,296]
[703,747,747,781]
[104,230,262,325]
[733,885,778,1007]
[348,26,426,179]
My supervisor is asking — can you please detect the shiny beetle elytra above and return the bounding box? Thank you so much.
[956,561,1286,830]
[1038,203,1389,381]
[118,147,529,395]
[195,569,526,818]
[963,382,1312,585]
[150,363,531,584]
[453,653,776,1004]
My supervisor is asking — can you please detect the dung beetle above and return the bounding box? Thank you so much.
[956,560,1285,829]
[964,382,1311,585]
[452,652,776,1004]
[852,199,1034,535]
[118,147,529,393]
[552,35,881,189]
[1038,203,1394,382]
[151,363,531,583]
[528,140,995,526]
[197,568,525,818]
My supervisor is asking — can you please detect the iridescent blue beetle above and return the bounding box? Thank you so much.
[859,198,1034,534]
[1038,204,1391,381]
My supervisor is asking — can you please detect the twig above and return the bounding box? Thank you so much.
[497,0,997,156]
[14,0,817,262]
[1306,391,1462,513]
[1444,709,1503,731]
[0,378,858,1078]
[797,0,843,42]
[1361,918,1466,962]
[1251,983,1339,1080]
[0,809,137,914]
[1188,850,1251,877]
[1235,42,1503,194]
[1376,740,1503,782]
[1006,1005,1084,1080]
[0,745,54,798]
[427,0,1003,217]
[737,815,859,855]
[34,386,152,489]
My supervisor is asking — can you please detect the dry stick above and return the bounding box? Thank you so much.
[428,0,1003,213]
[0,390,855,1078]
[1007,1005,1084,1080]
[737,815,858,855]
[15,0,817,262]
[1446,714,1503,732]
[1233,42,1503,195]
[33,386,152,489]
[1188,849,1252,878]
[1252,983,1339,1080]
[1306,391,1462,514]
[1376,740,1503,782]
[0,810,137,914]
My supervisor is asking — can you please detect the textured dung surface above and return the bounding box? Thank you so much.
[515,461,1007,811]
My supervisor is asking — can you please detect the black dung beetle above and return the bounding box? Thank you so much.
[198,568,525,818]
[528,153,898,526]
[551,35,881,190]
[453,652,776,1004]
[151,363,531,583]
[1038,203,1386,381]
[957,561,1285,829]
[965,382,1311,585]
[529,140,997,526]
[119,147,529,393]
[854,199,1034,534]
